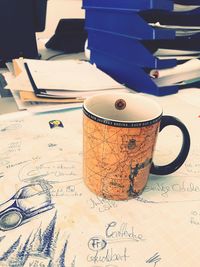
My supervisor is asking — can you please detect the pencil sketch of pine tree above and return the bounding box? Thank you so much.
[37,212,58,257]
[0,236,21,261]
[0,211,70,266]
[15,233,33,265]
[57,240,68,267]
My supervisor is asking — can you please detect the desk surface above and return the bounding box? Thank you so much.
[0,13,200,264]
[0,97,18,114]
[0,89,199,266]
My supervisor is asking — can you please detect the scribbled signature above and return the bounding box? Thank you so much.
[0,124,22,132]
[18,160,81,182]
[146,252,161,266]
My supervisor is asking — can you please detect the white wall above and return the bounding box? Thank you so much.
[37,0,85,39]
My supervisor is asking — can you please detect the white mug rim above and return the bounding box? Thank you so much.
[83,93,163,128]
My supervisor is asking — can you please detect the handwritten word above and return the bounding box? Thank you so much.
[105,221,144,242]
[144,181,200,198]
[89,197,118,213]
[28,261,46,267]
[6,160,30,169]
[24,254,51,266]
[87,248,129,264]
[0,123,21,132]
[48,143,57,148]
[88,236,107,251]
[190,210,200,226]
[19,160,81,182]
[184,162,200,176]
[51,185,82,197]
[135,196,156,204]
[146,252,161,267]
[8,140,22,153]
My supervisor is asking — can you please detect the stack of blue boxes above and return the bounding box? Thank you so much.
[82,0,200,96]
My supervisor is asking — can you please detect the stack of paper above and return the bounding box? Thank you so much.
[143,2,200,89]
[149,22,200,37]
[150,58,200,88]
[5,58,128,112]
[143,3,200,61]
[174,4,200,12]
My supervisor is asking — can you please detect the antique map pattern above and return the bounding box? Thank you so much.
[83,114,159,200]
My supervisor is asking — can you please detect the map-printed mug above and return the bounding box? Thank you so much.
[83,93,190,200]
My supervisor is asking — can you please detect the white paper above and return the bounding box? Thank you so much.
[10,89,82,113]
[42,87,130,99]
[151,59,200,85]
[150,22,200,30]
[173,4,200,12]
[174,4,200,12]
[154,48,200,57]
[0,90,199,266]
[6,59,125,96]
[25,58,125,91]
[149,22,200,37]
[5,66,33,92]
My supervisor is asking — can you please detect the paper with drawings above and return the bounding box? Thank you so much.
[0,91,200,266]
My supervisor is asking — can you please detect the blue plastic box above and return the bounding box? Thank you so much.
[87,29,176,69]
[82,0,173,11]
[85,9,175,40]
[90,48,179,96]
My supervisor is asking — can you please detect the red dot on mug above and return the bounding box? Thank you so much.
[115,99,126,110]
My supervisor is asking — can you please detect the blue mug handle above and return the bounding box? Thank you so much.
[150,115,190,175]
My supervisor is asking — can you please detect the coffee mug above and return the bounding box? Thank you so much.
[83,93,190,200]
